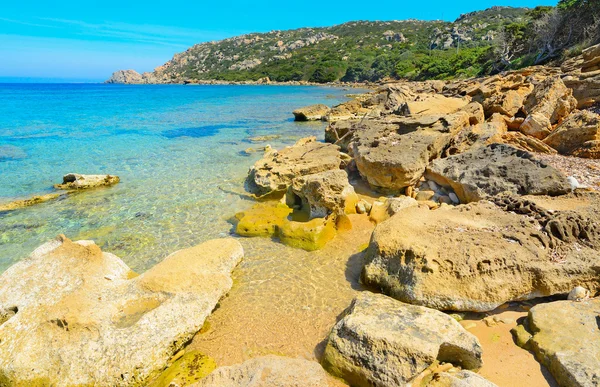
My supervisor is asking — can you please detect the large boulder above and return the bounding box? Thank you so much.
[361,194,600,312]
[0,235,243,386]
[286,169,358,219]
[196,355,343,387]
[322,293,483,387]
[426,144,571,203]
[293,104,331,121]
[54,173,120,190]
[352,112,471,192]
[519,77,577,139]
[245,137,344,197]
[544,110,600,158]
[525,298,600,387]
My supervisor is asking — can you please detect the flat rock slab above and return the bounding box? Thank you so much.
[362,194,600,312]
[0,235,243,386]
[245,137,343,197]
[55,173,120,190]
[196,355,343,387]
[322,292,483,387]
[527,299,600,387]
[426,143,571,203]
[293,104,331,121]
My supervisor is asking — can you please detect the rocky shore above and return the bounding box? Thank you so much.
[2,45,600,386]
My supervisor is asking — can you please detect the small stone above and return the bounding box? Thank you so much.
[449,192,460,204]
[567,176,581,190]
[511,325,533,349]
[428,181,439,191]
[438,195,453,205]
[405,186,414,198]
[356,201,367,214]
[567,286,590,301]
[415,190,436,202]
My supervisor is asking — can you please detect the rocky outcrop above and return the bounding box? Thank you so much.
[351,111,471,192]
[544,110,600,158]
[524,299,600,387]
[245,137,344,197]
[54,173,120,190]
[293,104,331,121]
[426,144,571,203]
[106,70,145,84]
[286,169,358,219]
[322,293,483,387]
[519,77,577,139]
[196,356,343,387]
[564,43,600,108]
[0,193,65,212]
[361,194,600,311]
[0,235,243,386]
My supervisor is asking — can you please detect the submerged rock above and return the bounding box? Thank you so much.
[286,169,358,219]
[235,203,292,237]
[361,194,600,311]
[293,104,331,121]
[277,217,337,251]
[245,137,344,197]
[55,173,120,190]
[0,235,243,386]
[322,293,483,387]
[0,193,65,212]
[426,144,571,203]
[526,299,600,387]
[352,111,471,192]
[196,355,342,387]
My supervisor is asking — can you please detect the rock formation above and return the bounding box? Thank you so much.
[245,137,345,197]
[361,193,600,311]
[322,293,483,386]
[55,173,120,190]
[0,235,243,386]
[293,104,331,121]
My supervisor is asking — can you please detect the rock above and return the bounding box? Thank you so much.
[426,370,499,387]
[581,43,600,73]
[511,325,533,350]
[527,299,600,387]
[106,69,145,84]
[245,137,344,197]
[235,203,292,237]
[293,104,331,121]
[449,192,460,204]
[369,196,419,224]
[543,110,600,158]
[500,132,558,154]
[246,134,280,142]
[455,101,486,125]
[322,293,483,387]
[355,200,367,214]
[286,169,358,219]
[361,194,600,311]
[416,190,436,202]
[567,286,591,301]
[326,99,371,122]
[404,94,470,117]
[54,173,120,190]
[277,217,336,251]
[445,121,506,156]
[196,355,342,387]
[0,193,65,212]
[426,144,571,203]
[519,77,577,139]
[568,176,582,190]
[325,119,359,152]
[352,112,471,191]
[0,235,243,386]
[148,351,216,387]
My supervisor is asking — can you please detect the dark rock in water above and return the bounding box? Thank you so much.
[0,145,27,161]
[426,143,572,203]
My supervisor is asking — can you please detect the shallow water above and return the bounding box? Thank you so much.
[0,83,359,272]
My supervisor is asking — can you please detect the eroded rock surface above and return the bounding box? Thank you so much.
[322,292,483,387]
[544,110,600,158]
[286,169,358,219]
[361,194,600,311]
[352,111,471,191]
[426,144,571,203]
[293,104,331,121]
[526,299,600,387]
[196,355,342,387]
[0,235,243,386]
[245,137,344,197]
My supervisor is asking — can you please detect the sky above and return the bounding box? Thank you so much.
[0,0,556,82]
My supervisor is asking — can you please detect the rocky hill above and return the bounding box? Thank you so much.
[107,6,530,84]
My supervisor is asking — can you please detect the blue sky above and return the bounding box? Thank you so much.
[0,0,556,81]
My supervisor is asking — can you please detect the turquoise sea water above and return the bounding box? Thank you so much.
[0,84,356,272]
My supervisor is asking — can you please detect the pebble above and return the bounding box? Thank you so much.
[449,192,460,204]
[568,286,590,301]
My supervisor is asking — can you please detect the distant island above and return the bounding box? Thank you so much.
[106,3,597,85]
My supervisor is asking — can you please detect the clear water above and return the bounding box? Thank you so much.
[0,83,357,272]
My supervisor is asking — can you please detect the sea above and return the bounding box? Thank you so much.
[0,83,358,272]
